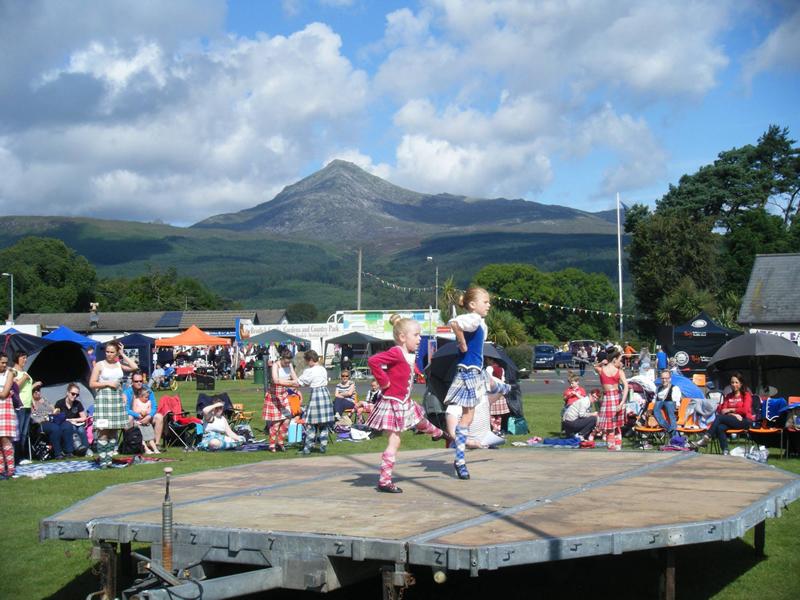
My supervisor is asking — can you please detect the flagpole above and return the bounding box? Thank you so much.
[616,192,623,341]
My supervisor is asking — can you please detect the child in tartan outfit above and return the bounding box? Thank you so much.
[367,315,445,493]
[262,349,298,452]
[296,350,334,455]
[444,287,492,480]
[90,341,139,468]
[0,353,18,479]
[594,349,629,451]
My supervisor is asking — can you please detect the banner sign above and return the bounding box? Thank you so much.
[749,329,800,346]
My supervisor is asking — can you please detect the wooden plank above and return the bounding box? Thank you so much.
[48,450,798,548]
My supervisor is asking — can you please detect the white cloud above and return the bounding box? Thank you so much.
[743,7,800,85]
[393,134,552,198]
[572,104,668,195]
[0,13,369,225]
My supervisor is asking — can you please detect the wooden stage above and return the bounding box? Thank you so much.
[40,448,800,598]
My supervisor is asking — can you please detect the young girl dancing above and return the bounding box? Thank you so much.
[444,287,493,480]
[262,349,298,452]
[595,349,629,451]
[367,315,445,493]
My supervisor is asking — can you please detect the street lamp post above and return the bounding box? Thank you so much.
[1,272,13,324]
[426,257,438,311]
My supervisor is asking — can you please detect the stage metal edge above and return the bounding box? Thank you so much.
[40,477,800,577]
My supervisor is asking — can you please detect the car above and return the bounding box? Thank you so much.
[533,344,575,370]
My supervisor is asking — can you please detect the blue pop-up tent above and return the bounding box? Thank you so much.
[44,325,98,350]
[95,332,156,376]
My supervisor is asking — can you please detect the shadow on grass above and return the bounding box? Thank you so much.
[49,539,762,600]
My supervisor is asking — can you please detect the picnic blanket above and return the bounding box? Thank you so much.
[14,456,175,478]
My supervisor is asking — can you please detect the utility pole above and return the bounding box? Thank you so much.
[357,248,362,310]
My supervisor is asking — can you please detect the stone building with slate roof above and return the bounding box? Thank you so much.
[738,253,800,345]
[16,309,287,341]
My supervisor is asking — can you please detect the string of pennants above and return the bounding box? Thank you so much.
[492,296,636,319]
[362,271,435,292]
[363,271,636,319]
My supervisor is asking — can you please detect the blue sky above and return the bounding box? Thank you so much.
[0,0,798,224]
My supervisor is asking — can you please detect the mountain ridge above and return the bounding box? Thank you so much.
[192,159,615,239]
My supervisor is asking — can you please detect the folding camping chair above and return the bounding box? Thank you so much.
[158,395,202,450]
[230,403,255,429]
[633,401,667,448]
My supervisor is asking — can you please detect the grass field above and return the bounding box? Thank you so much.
[1,379,798,599]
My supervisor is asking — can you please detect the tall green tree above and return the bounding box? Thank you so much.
[98,266,226,311]
[473,263,617,341]
[0,237,97,314]
[626,212,719,326]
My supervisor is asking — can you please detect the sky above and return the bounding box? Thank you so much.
[1,0,798,226]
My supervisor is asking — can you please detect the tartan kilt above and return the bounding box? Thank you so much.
[365,395,425,432]
[444,368,485,408]
[94,387,128,429]
[0,398,18,439]
[598,389,624,431]
[263,384,292,422]
[199,431,241,451]
[489,393,510,416]
[304,387,334,425]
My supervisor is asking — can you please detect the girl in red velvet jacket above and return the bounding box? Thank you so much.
[366,315,445,494]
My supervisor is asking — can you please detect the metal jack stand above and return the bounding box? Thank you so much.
[381,563,415,600]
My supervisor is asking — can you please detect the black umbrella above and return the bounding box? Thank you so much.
[706,332,800,397]
[425,342,512,404]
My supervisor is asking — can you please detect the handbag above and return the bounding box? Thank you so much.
[507,415,529,435]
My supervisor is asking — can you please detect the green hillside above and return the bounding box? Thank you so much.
[1,216,625,313]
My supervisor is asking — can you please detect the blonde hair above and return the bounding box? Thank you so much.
[568,371,579,383]
[389,314,418,343]
[459,286,489,310]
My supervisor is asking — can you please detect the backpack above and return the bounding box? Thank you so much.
[31,439,52,461]
[120,427,143,454]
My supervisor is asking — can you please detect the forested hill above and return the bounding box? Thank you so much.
[0,215,625,313]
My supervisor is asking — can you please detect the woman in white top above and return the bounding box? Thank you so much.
[199,401,244,450]
[90,340,138,468]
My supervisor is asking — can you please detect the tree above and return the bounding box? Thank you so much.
[720,208,797,296]
[438,276,462,321]
[97,267,226,311]
[654,277,717,325]
[656,125,799,231]
[0,237,97,314]
[286,302,318,323]
[485,309,528,347]
[627,212,719,327]
[473,263,618,341]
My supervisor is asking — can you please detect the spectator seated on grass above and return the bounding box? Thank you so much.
[198,401,244,451]
[150,364,165,388]
[40,383,90,459]
[131,387,160,454]
[333,370,356,418]
[124,371,164,448]
[562,388,598,441]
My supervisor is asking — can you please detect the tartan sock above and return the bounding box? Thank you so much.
[454,426,468,465]
[319,426,329,449]
[415,419,439,436]
[268,422,279,447]
[490,416,502,433]
[2,443,14,475]
[96,439,110,467]
[379,451,396,487]
[109,436,119,457]
[276,420,289,446]
[304,424,316,451]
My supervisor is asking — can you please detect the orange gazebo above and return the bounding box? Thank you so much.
[154,325,231,347]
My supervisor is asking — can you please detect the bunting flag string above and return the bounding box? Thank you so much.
[361,271,636,319]
[362,271,435,292]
